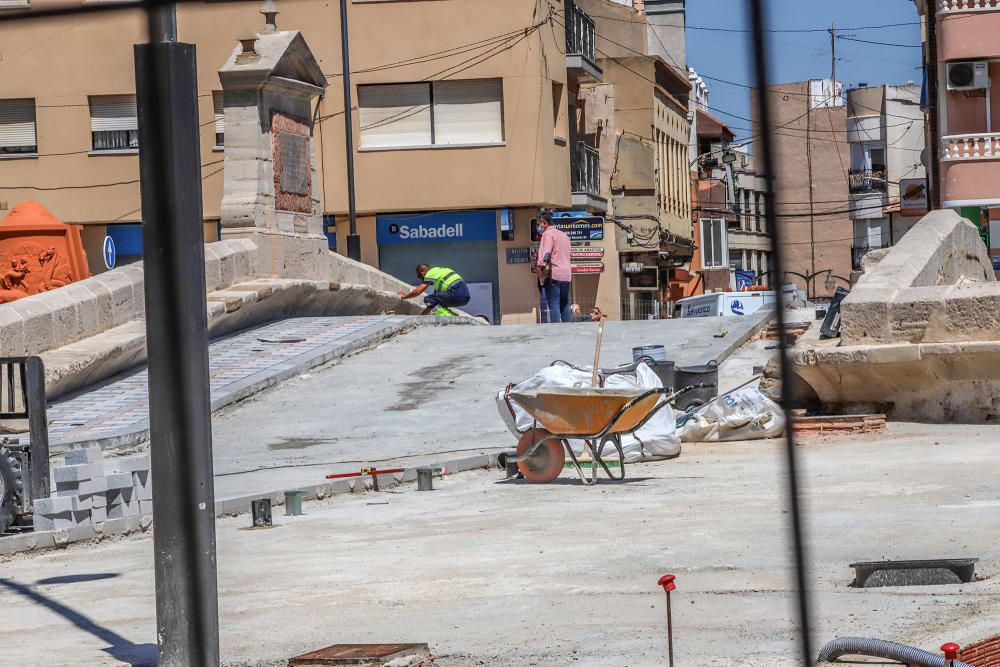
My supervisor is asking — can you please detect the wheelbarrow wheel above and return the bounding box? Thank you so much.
[515,428,566,484]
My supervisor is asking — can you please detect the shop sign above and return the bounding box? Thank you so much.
[571,248,605,260]
[572,262,605,274]
[531,216,605,242]
[623,262,644,274]
[899,178,928,217]
[376,211,498,245]
[506,247,532,264]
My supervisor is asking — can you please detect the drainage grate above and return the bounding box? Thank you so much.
[288,643,430,666]
[850,558,979,588]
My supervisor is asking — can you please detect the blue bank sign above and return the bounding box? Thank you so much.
[377,210,498,245]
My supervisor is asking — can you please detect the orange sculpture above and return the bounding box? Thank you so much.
[0,201,90,304]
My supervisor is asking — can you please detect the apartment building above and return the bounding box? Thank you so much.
[914,0,1000,274]
[580,0,694,318]
[730,151,771,286]
[845,83,926,272]
[0,0,580,323]
[752,80,851,299]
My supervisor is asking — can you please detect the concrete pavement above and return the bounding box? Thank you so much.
[209,313,769,500]
[1,422,996,666]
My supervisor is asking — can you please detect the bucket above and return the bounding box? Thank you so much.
[674,360,719,410]
[632,345,666,363]
[284,490,307,516]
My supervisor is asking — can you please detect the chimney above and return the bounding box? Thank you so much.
[260,0,278,34]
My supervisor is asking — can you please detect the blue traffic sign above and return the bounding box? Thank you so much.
[103,235,116,270]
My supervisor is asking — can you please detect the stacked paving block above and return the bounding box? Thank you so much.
[32,447,153,532]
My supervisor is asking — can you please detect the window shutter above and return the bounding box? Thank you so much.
[358,83,431,148]
[432,79,503,145]
[90,95,138,132]
[0,99,37,148]
[213,92,225,135]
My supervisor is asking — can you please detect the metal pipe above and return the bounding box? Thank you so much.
[134,7,219,663]
[147,0,177,43]
[338,0,361,261]
[746,0,814,664]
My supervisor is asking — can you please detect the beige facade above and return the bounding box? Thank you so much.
[0,0,697,321]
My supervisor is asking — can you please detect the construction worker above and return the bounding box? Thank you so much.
[398,263,471,316]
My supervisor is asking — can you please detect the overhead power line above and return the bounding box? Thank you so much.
[836,36,923,49]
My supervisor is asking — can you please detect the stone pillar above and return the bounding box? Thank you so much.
[219,28,329,279]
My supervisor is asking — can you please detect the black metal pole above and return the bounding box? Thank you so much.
[926,0,941,210]
[134,2,220,664]
[747,1,814,665]
[339,0,361,261]
[24,357,49,503]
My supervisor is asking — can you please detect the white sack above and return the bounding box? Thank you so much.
[677,387,785,442]
[497,363,681,461]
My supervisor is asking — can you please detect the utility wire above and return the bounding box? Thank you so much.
[837,35,923,48]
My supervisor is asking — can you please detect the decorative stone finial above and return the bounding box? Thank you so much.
[260,0,278,34]
[238,32,258,56]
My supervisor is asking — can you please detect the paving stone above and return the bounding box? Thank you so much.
[34,496,74,515]
[52,462,103,483]
[64,447,104,465]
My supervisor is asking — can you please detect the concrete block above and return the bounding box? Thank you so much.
[80,278,114,333]
[106,487,134,507]
[33,495,74,515]
[92,270,137,326]
[68,524,99,543]
[0,306,26,357]
[55,476,107,496]
[138,500,154,516]
[10,297,54,356]
[105,472,134,490]
[134,472,153,501]
[52,462,103,483]
[64,447,104,465]
[35,511,75,531]
[110,455,150,473]
[71,509,91,525]
[102,517,128,535]
[32,513,57,532]
[88,492,107,509]
[90,506,108,524]
[125,515,142,532]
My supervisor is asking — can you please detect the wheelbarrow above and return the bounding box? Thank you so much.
[504,386,691,485]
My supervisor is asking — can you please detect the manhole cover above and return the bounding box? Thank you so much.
[288,643,430,666]
[850,558,979,588]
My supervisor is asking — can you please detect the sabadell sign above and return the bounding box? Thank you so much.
[377,211,498,245]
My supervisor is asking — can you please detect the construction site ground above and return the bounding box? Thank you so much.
[2,419,997,666]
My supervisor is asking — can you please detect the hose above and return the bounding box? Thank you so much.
[817,637,973,667]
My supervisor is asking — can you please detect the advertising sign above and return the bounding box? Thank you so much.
[531,216,605,242]
[899,178,928,217]
[572,262,605,274]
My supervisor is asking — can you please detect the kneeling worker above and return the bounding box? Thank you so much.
[398,263,471,316]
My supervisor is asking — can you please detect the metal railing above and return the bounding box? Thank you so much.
[567,4,597,64]
[848,168,887,193]
[572,142,600,198]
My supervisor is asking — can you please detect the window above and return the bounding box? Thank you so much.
[213,91,224,148]
[700,218,728,268]
[0,99,37,155]
[754,191,763,232]
[90,95,138,151]
[742,190,751,230]
[358,79,503,149]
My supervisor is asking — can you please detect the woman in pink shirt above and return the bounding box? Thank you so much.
[536,211,573,323]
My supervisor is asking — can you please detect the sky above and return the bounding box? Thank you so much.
[685,0,924,142]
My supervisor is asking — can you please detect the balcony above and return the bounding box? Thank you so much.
[571,142,607,213]
[566,5,603,83]
[846,115,885,144]
[939,0,1000,12]
[939,3,1000,60]
[848,168,888,194]
[941,132,1000,207]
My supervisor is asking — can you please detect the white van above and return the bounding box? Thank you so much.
[676,291,776,318]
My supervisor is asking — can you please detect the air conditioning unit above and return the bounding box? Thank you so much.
[947,61,989,91]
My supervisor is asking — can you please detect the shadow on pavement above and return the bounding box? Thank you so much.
[0,577,156,666]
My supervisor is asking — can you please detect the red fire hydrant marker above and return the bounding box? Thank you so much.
[658,574,677,667]
[942,642,960,667]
